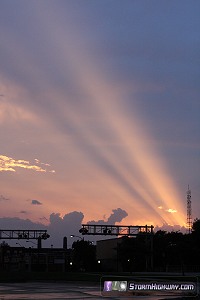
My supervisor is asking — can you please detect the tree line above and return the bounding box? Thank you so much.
[71,219,200,272]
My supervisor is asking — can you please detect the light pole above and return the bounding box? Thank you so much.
[70,235,84,241]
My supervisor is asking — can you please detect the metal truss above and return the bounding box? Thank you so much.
[79,224,154,236]
[0,229,50,240]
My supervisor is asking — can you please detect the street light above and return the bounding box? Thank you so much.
[70,235,84,240]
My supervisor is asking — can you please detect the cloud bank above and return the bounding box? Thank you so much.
[0,208,128,247]
[0,208,187,247]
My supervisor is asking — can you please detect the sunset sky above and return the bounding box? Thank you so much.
[0,1,199,247]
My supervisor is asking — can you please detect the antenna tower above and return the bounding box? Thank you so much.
[186,185,192,234]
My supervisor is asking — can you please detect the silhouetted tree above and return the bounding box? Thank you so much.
[153,230,168,271]
[190,218,200,265]
[118,234,153,272]
[71,240,96,271]
[0,241,10,248]
[118,237,136,271]
[192,218,200,234]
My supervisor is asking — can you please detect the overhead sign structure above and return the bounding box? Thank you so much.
[79,224,154,236]
[0,229,50,240]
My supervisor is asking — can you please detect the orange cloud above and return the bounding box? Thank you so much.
[0,155,54,173]
[166,208,177,214]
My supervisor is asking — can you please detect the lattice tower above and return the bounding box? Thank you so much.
[187,186,192,234]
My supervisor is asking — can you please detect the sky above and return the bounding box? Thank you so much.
[0,0,199,247]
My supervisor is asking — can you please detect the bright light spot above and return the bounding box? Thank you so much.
[166,209,177,214]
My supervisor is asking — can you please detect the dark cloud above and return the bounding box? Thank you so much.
[0,208,188,248]
[107,208,128,224]
[0,217,45,230]
[154,224,186,234]
[88,208,128,225]
[0,216,47,247]
[48,211,84,247]
[0,209,128,247]
[31,199,42,205]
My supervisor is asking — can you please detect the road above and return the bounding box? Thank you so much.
[0,281,185,300]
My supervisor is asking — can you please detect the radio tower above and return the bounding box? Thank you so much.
[186,185,192,234]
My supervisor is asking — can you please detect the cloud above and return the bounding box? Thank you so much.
[166,208,177,214]
[0,155,55,173]
[0,195,9,201]
[158,205,177,214]
[49,211,84,231]
[48,211,85,247]
[19,210,28,214]
[107,208,128,224]
[88,208,128,225]
[31,200,42,205]
[0,209,187,248]
[154,224,186,233]
[48,208,128,246]
[0,212,84,247]
[0,217,46,230]
[34,158,50,167]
